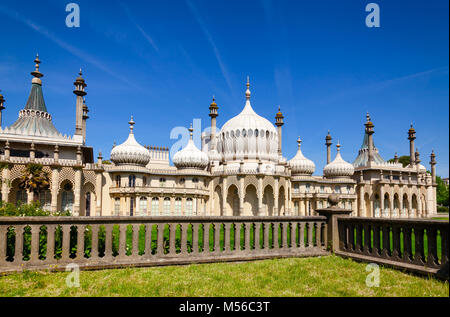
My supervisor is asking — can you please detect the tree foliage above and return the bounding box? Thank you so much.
[18,163,50,199]
[387,155,410,167]
[436,176,449,207]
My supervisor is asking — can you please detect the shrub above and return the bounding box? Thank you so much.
[437,206,449,213]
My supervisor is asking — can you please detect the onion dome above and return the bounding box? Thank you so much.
[110,116,151,166]
[173,124,209,169]
[218,77,278,162]
[288,137,315,175]
[324,142,354,178]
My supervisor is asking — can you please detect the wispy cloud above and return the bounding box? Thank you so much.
[0,4,141,90]
[119,2,159,53]
[185,0,234,96]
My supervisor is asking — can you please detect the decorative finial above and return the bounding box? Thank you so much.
[79,68,82,76]
[245,76,251,100]
[31,54,43,83]
[297,137,302,149]
[128,116,135,133]
[366,112,371,122]
[113,141,116,148]
[189,123,194,140]
[336,141,341,152]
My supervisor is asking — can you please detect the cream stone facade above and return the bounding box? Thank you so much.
[0,57,438,218]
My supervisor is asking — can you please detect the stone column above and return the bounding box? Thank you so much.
[408,124,416,167]
[1,166,10,203]
[358,185,364,217]
[389,194,394,218]
[380,186,384,217]
[274,178,279,216]
[51,167,59,213]
[73,168,82,216]
[222,177,228,216]
[95,172,102,216]
[257,176,264,216]
[239,177,244,216]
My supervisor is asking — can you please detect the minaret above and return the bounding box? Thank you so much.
[82,98,89,144]
[0,90,5,127]
[408,124,416,167]
[73,69,87,139]
[365,112,375,166]
[430,150,436,184]
[325,130,332,164]
[275,106,284,156]
[209,96,218,151]
[97,150,103,166]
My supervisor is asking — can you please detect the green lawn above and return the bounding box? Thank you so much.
[0,255,447,297]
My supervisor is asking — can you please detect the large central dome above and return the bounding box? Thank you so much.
[216,79,278,163]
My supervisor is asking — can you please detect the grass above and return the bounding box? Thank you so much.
[0,255,447,297]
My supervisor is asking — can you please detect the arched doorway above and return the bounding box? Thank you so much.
[383,193,390,217]
[244,184,258,216]
[364,193,371,217]
[226,185,240,216]
[278,186,286,216]
[373,194,380,217]
[85,192,91,216]
[401,194,408,217]
[393,194,400,217]
[262,185,274,216]
[213,186,223,215]
[61,182,74,214]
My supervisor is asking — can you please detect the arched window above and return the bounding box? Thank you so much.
[128,175,136,187]
[142,177,147,186]
[294,201,299,215]
[174,198,182,216]
[163,197,171,215]
[115,175,121,187]
[318,200,323,209]
[192,178,199,183]
[334,186,341,194]
[16,189,27,206]
[306,184,311,193]
[179,178,185,185]
[185,198,193,216]
[38,190,51,211]
[320,185,325,193]
[347,185,352,194]
[139,197,147,216]
[293,183,299,194]
[151,197,159,216]
[114,198,120,216]
[160,178,166,187]
[61,183,74,214]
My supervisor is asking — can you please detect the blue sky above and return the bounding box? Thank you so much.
[0,0,448,176]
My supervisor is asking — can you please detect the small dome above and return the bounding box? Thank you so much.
[173,125,209,169]
[288,137,315,175]
[110,116,151,166]
[324,143,354,178]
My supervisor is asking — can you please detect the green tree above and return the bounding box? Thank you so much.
[18,163,50,201]
[387,155,410,167]
[436,176,449,207]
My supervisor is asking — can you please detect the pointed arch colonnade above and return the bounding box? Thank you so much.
[211,175,290,216]
[358,184,429,218]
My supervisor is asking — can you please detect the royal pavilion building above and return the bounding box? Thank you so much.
[0,56,438,218]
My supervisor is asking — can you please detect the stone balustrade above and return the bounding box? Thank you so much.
[335,217,449,279]
[0,216,328,273]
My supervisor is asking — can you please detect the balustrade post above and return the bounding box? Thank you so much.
[132,224,140,258]
[426,227,438,267]
[224,223,231,252]
[90,225,99,260]
[316,222,322,249]
[104,224,113,260]
[214,223,221,253]
[348,223,355,251]
[13,225,24,264]
[307,222,313,248]
[144,224,153,258]
[381,225,390,258]
[76,225,85,261]
[355,223,362,253]
[299,222,305,249]
[181,223,188,255]
[169,223,176,255]
[30,225,40,264]
[119,224,127,258]
[61,225,71,262]
[157,223,165,256]
[254,222,261,251]
[363,223,371,255]
[373,224,380,255]
[282,222,288,249]
[273,222,280,250]
[263,223,269,250]
[290,222,297,248]
[192,223,199,254]
[244,223,251,253]
[46,225,56,263]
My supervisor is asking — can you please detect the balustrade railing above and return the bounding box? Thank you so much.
[0,216,327,273]
[336,217,448,278]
